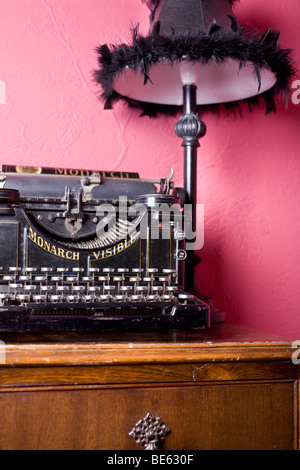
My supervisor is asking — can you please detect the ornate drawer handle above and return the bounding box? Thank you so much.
[129,413,171,450]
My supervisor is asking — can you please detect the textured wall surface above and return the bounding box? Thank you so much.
[0,0,300,338]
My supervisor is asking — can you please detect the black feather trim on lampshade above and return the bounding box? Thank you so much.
[95,0,295,117]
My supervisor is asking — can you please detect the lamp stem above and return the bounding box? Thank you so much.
[175,84,206,241]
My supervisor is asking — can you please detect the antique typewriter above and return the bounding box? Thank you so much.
[0,165,210,332]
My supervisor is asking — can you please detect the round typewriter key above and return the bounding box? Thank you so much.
[17,294,31,302]
[147,268,158,273]
[33,295,47,302]
[152,286,163,291]
[103,268,114,273]
[0,293,11,302]
[117,268,129,273]
[50,295,63,302]
[115,295,126,301]
[143,277,155,282]
[67,295,80,302]
[132,268,143,273]
[161,295,173,301]
[57,268,69,273]
[73,286,85,292]
[56,286,69,292]
[113,276,125,282]
[89,268,100,273]
[40,286,52,292]
[10,283,22,289]
[82,295,96,302]
[41,267,52,272]
[35,276,47,282]
[3,275,16,281]
[146,295,159,301]
[19,275,31,282]
[129,277,141,283]
[163,269,177,274]
[166,286,178,292]
[82,277,93,282]
[136,286,148,292]
[103,286,115,295]
[178,294,194,304]
[66,276,78,282]
[88,286,100,292]
[9,267,21,273]
[25,267,37,272]
[131,295,143,301]
[24,285,37,291]
[72,268,84,272]
[99,294,111,301]
[178,294,194,300]
[120,286,133,294]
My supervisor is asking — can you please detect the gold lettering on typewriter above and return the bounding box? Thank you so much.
[28,228,80,261]
[92,232,138,260]
[55,169,132,178]
[55,168,92,177]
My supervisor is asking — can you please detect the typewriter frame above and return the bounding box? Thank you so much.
[0,166,210,332]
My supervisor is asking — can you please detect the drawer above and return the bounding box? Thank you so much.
[0,380,297,450]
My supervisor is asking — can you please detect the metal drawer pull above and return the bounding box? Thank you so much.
[129,413,171,450]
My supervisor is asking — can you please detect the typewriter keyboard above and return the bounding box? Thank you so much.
[0,266,194,306]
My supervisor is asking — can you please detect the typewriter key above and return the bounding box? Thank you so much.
[147,268,158,273]
[57,268,69,273]
[117,268,129,273]
[99,294,112,301]
[115,295,126,301]
[0,293,11,304]
[25,268,37,282]
[50,295,63,303]
[161,295,173,301]
[16,294,31,303]
[82,295,96,303]
[131,295,143,301]
[103,285,115,295]
[163,269,177,275]
[178,294,194,304]
[146,295,158,301]
[73,286,85,294]
[24,285,37,291]
[33,294,47,303]
[10,283,22,300]
[19,275,31,284]
[143,277,155,294]
[9,267,21,273]
[3,275,16,282]
[88,286,100,293]
[67,295,80,303]
[56,285,69,292]
[113,276,125,294]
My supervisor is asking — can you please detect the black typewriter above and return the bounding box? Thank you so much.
[0,165,210,331]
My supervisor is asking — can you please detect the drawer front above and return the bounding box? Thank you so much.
[0,381,296,450]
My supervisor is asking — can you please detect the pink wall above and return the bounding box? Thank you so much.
[0,0,300,338]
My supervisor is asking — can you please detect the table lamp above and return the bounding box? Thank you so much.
[94,0,295,321]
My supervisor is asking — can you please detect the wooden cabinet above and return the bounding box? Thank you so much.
[0,323,298,450]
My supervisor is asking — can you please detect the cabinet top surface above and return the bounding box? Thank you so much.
[0,323,296,367]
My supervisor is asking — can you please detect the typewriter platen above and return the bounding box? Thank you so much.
[0,165,210,331]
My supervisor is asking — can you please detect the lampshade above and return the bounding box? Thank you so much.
[95,0,295,116]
